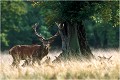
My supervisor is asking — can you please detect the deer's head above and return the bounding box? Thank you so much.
[32,23,59,49]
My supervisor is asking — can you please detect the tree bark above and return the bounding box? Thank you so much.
[57,22,80,58]
[77,21,94,59]
[57,21,94,59]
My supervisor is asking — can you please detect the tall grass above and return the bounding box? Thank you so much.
[0,49,120,79]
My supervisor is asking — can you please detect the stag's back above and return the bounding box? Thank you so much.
[9,45,42,60]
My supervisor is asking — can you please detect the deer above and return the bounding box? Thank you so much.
[32,23,59,64]
[9,45,42,67]
[9,23,59,67]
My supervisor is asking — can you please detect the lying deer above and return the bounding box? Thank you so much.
[98,56,112,61]
[9,23,59,67]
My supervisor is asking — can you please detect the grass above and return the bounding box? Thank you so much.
[0,49,120,80]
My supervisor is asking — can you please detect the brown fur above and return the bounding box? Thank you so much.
[9,44,49,67]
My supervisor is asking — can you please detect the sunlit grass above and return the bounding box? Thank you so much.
[0,49,120,79]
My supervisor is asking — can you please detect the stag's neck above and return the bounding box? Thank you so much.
[41,45,48,50]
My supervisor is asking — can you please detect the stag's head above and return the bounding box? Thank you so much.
[32,23,59,49]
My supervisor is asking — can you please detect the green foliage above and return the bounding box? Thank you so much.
[0,33,9,46]
[84,19,119,48]
[39,25,52,39]
[32,1,119,27]
[1,1,119,51]
[1,1,52,51]
[33,1,119,48]
[32,1,61,26]
[1,1,27,31]
[90,1,119,27]
[1,1,28,50]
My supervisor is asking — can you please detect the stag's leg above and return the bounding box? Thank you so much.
[22,60,28,67]
[11,54,20,68]
[15,54,20,67]
[11,54,16,66]
[27,55,33,66]
[27,56,33,66]
[32,57,37,66]
[33,58,40,65]
[16,59,20,68]
[11,55,16,67]
[12,60,16,67]
[12,60,19,67]
[37,59,41,65]
[22,60,30,67]
[22,56,32,67]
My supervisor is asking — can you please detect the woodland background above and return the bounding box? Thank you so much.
[0,1,120,79]
[1,1,119,51]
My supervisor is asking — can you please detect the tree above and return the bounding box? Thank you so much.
[32,1,119,59]
[1,1,119,57]
[1,1,28,50]
[1,1,54,51]
[32,1,95,59]
[90,1,119,48]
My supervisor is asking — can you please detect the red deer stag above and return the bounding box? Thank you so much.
[9,45,41,67]
[32,23,59,64]
[9,23,59,67]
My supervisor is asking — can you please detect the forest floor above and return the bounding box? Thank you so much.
[0,49,120,80]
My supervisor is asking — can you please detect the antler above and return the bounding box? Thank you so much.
[44,22,60,43]
[33,23,59,43]
[47,31,59,43]
[55,22,64,29]
[32,23,45,42]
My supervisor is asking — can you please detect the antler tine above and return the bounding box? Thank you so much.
[32,23,45,41]
[55,22,64,29]
[47,31,59,43]
[55,22,60,27]
[55,22,60,26]
[32,23,38,29]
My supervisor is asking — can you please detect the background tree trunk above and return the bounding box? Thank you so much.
[58,21,94,59]
[77,21,94,59]
[58,22,80,58]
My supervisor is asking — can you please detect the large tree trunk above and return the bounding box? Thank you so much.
[57,21,94,59]
[58,22,80,58]
[77,21,94,59]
